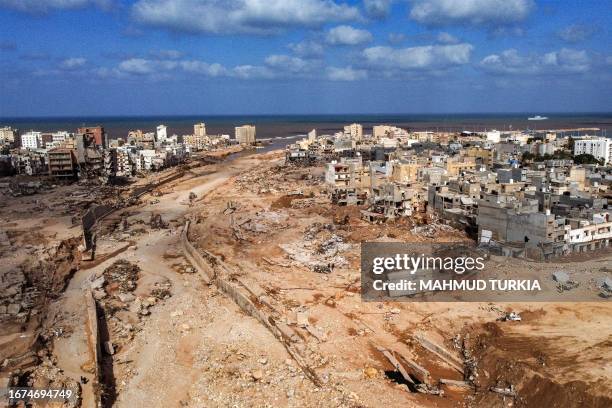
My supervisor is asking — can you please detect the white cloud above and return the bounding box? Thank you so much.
[363,0,393,18]
[326,66,367,81]
[558,24,594,43]
[118,58,157,75]
[132,0,362,35]
[179,60,227,76]
[0,0,111,13]
[287,40,324,57]
[409,0,533,26]
[114,55,316,80]
[437,32,459,44]
[60,57,87,69]
[363,43,473,70]
[264,54,316,74]
[480,48,591,75]
[232,65,275,79]
[327,25,372,45]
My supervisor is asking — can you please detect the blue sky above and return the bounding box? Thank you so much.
[0,0,610,116]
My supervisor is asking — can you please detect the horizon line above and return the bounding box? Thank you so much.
[2,111,612,121]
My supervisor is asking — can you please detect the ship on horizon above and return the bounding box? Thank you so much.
[528,115,549,121]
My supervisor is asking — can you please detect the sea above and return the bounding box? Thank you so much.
[2,113,610,150]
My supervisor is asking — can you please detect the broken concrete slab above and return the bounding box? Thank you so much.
[552,271,570,284]
[412,334,464,374]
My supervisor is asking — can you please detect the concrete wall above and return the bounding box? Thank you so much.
[84,289,103,408]
[181,221,324,387]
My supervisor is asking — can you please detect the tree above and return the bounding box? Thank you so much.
[574,154,603,165]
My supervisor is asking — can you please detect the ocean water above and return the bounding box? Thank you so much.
[1,113,610,141]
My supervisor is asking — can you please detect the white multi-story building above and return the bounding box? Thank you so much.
[0,126,16,144]
[235,125,256,145]
[344,123,363,141]
[574,136,612,164]
[485,130,501,143]
[156,125,168,143]
[194,122,206,138]
[21,131,42,149]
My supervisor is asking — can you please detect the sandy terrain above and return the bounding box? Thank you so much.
[1,149,610,408]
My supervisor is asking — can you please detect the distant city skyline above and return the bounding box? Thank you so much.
[1,0,611,117]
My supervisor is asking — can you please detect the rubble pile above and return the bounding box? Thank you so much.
[238,211,289,235]
[7,180,53,197]
[1,238,80,326]
[17,354,82,408]
[235,164,320,195]
[410,221,455,238]
[149,212,168,229]
[0,268,38,324]
[93,260,172,352]
[279,224,351,273]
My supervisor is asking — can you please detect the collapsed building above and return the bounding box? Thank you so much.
[285,125,612,260]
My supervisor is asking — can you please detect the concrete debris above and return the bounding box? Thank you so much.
[502,312,522,322]
[596,276,612,291]
[552,271,579,291]
[0,229,10,248]
[7,180,52,197]
[251,369,264,381]
[117,292,136,303]
[239,211,289,234]
[24,359,81,408]
[490,384,517,397]
[552,271,570,284]
[363,367,378,379]
[296,310,309,327]
[149,212,168,229]
[410,221,454,238]
[104,341,115,355]
[103,260,140,293]
[280,233,349,273]
[439,378,474,389]
[91,276,105,289]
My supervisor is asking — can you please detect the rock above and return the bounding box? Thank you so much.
[258,358,268,365]
[296,310,309,327]
[251,369,264,381]
[552,271,569,284]
[170,310,183,318]
[596,276,612,290]
[364,367,378,379]
[390,308,401,314]
[92,289,107,300]
[286,389,295,398]
[117,293,135,303]
[91,276,105,289]
[7,303,20,315]
[180,323,191,332]
[104,341,115,355]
